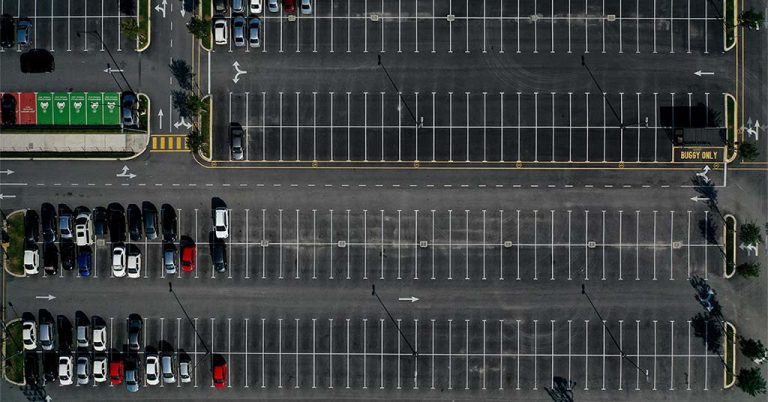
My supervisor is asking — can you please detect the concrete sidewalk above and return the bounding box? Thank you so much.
[0,132,147,153]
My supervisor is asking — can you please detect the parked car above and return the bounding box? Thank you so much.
[24,209,39,242]
[231,124,244,160]
[213,361,227,388]
[76,315,89,348]
[232,15,246,47]
[125,360,139,392]
[214,207,229,239]
[300,0,312,14]
[39,313,55,351]
[267,0,279,12]
[92,206,108,238]
[161,204,177,242]
[212,237,228,273]
[142,202,158,240]
[248,18,261,48]
[214,18,228,45]
[110,359,124,385]
[56,315,73,351]
[22,313,37,351]
[163,243,177,275]
[92,319,107,351]
[107,203,126,243]
[161,353,176,384]
[77,247,92,277]
[76,354,90,385]
[179,355,192,383]
[16,18,31,46]
[60,239,76,271]
[112,244,127,277]
[126,249,142,279]
[127,314,142,351]
[1,92,16,125]
[43,243,58,275]
[23,242,40,275]
[25,352,40,385]
[42,351,58,384]
[121,91,138,128]
[283,0,296,13]
[214,0,228,13]
[145,352,160,385]
[0,14,14,48]
[180,239,196,272]
[93,354,108,383]
[249,0,262,14]
[58,204,73,239]
[74,209,93,246]
[232,0,244,12]
[58,354,73,385]
[41,203,57,243]
[127,204,142,241]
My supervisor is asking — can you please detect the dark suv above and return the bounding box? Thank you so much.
[127,314,142,351]
[41,203,57,243]
[24,210,39,242]
[0,14,14,48]
[142,202,158,240]
[161,204,177,242]
[1,93,16,125]
[127,204,142,241]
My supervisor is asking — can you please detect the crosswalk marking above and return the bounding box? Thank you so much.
[151,135,189,152]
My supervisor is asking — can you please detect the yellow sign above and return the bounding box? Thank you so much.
[673,147,725,163]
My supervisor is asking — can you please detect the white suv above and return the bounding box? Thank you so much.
[93,324,107,351]
[112,245,127,277]
[249,0,262,14]
[23,245,40,275]
[127,252,142,279]
[22,319,37,350]
[74,212,93,246]
[58,355,73,385]
[146,354,160,386]
[214,18,228,45]
[214,207,229,239]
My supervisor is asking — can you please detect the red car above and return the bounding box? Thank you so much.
[180,242,196,272]
[283,0,296,13]
[110,360,124,385]
[213,362,227,388]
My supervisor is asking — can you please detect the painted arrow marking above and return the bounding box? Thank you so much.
[35,294,56,301]
[155,0,167,18]
[232,61,247,83]
[115,165,137,179]
[157,109,164,130]
[173,117,192,129]
[398,296,420,303]
[103,67,124,73]
[0,194,16,199]
[694,70,714,76]
[690,196,710,202]
[0,169,14,175]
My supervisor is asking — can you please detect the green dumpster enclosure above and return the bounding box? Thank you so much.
[70,92,87,125]
[35,92,53,125]
[53,92,70,125]
[86,93,104,125]
[103,92,120,125]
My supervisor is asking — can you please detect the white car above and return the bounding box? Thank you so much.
[23,246,40,275]
[179,358,192,383]
[249,0,262,14]
[112,246,126,277]
[214,18,228,45]
[145,354,160,386]
[93,355,108,383]
[93,324,107,351]
[127,252,142,279]
[74,212,93,246]
[214,207,229,239]
[76,355,91,385]
[300,0,312,14]
[22,320,37,350]
[267,0,278,12]
[58,355,73,385]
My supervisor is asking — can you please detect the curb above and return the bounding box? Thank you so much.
[197,95,213,162]
[3,210,26,278]
[136,0,152,52]
[2,318,24,386]
[123,92,153,160]
[723,0,737,52]
[724,93,739,163]
[723,214,737,279]
[199,1,213,52]
[723,321,737,389]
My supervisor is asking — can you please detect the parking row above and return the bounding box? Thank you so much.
[221,90,726,163]
[232,0,724,54]
[29,313,726,393]
[23,206,726,281]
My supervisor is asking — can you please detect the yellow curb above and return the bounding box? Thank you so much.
[724,93,738,163]
[136,0,151,52]
[3,210,27,278]
[723,214,737,279]
[723,321,737,389]
[2,318,24,386]
[197,95,213,162]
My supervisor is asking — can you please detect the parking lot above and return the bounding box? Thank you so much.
[23,203,725,282]
[0,0,136,52]
[228,0,722,54]
[222,89,725,163]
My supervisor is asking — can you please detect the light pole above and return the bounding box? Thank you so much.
[580,56,648,130]
[169,282,211,368]
[372,284,417,356]
[581,284,650,381]
[377,55,422,129]
[77,30,135,94]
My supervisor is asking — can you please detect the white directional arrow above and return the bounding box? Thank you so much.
[232,61,247,83]
[116,165,137,179]
[103,67,124,74]
[35,294,56,301]
[155,0,167,18]
[173,117,192,129]
[696,165,711,183]
[0,169,14,175]
[690,196,710,202]
[180,6,186,17]
[157,109,164,130]
[694,70,714,77]
[0,194,16,199]
[398,296,420,303]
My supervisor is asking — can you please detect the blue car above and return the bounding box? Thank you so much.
[77,247,92,277]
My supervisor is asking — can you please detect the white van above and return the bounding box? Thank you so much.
[214,18,228,45]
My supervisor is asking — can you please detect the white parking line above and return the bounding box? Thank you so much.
[261,318,266,388]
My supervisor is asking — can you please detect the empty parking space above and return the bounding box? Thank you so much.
[222,90,725,164]
[242,0,722,55]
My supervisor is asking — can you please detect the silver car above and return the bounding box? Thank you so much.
[231,126,244,160]
[249,18,261,48]
[161,354,176,384]
[268,0,279,12]
[232,16,246,47]
[76,355,90,385]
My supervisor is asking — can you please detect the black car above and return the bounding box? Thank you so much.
[121,91,138,128]
[1,93,16,126]
[142,202,158,241]
[161,204,177,242]
[56,315,73,352]
[212,237,228,273]
[42,350,58,384]
[41,202,57,243]
[214,0,227,13]
[0,14,13,48]
[43,243,58,275]
[24,352,40,385]
[60,239,75,271]
[127,314,142,351]
[24,209,39,242]
[58,204,73,239]
[127,204,142,241]
[107,203,126,243]
[93,207,108,238]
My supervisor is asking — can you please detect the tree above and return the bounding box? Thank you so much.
[739,9,764,30]
[184,94,207,118]
[740,338,768,364]
[736,262,761,278]
[740,223,763,246]
[121,18,143,42]
[691,312,723,355]
[740,141,760,161]
[737,367,767,396]
[169,59,195,91]
[186,130,204,153]
[187,17,211,44]
[171,90,192,118]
